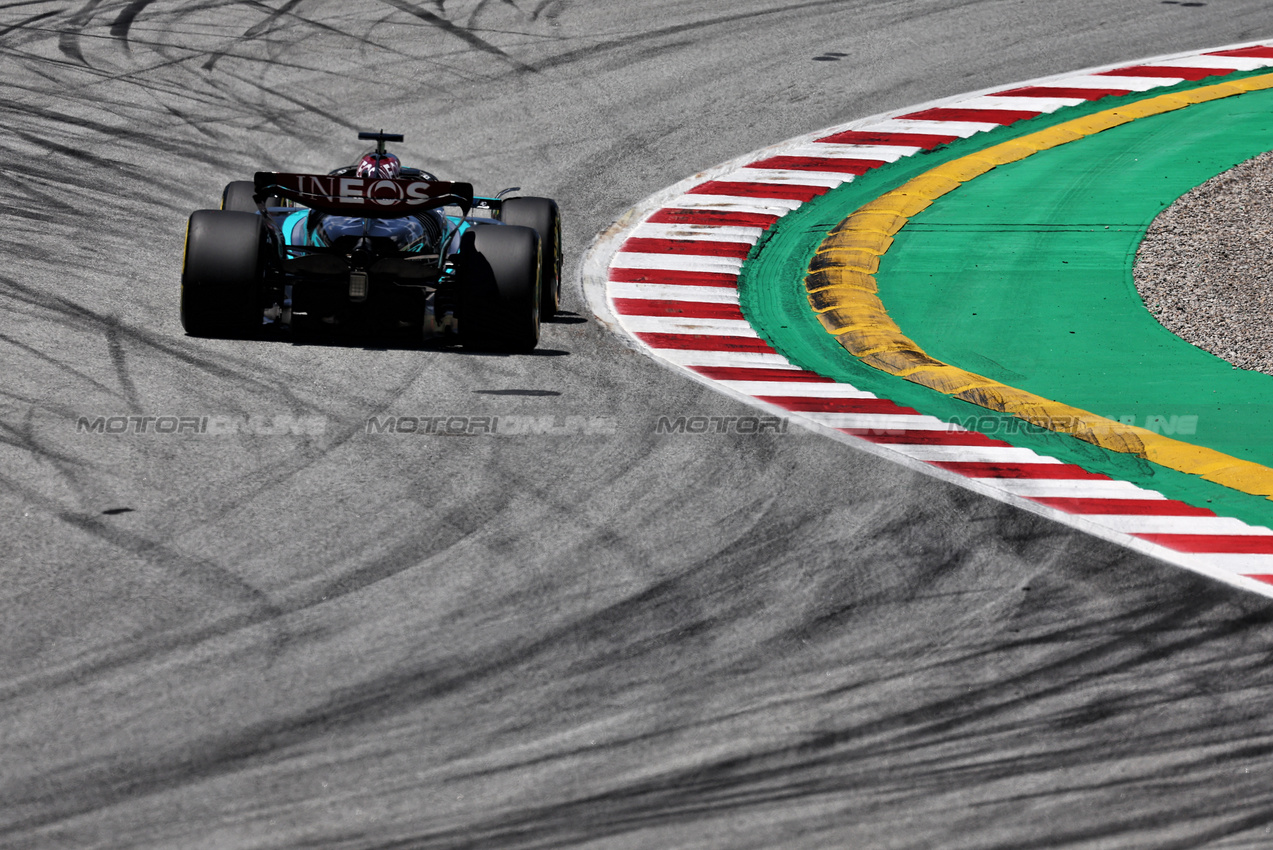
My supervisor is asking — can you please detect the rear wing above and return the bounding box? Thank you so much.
[254,172,473,216]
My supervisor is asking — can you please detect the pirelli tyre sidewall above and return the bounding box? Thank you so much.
[181,209,265,338]
[460,223,541,352]
[220,180,257,212]
[221,180,282,212]
[499,197,561,318]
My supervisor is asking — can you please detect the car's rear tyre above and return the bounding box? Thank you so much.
[500,197,561,318]
[181,210,265,338]
[460,224,540,352]
[221,180,281,211]
[221,181,257,212]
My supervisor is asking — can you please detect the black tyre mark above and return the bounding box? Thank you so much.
[380,0,532,70]
[0,275,310,401]
[242,0,303,37]
[104,319,144,413]
[57,0,105,65]
[0,9,60,41]
[0,330,120,403]
[0,408,90,468]
[530,0,863,72]
[201,0,306,72]
[0,348,434,708]
[214,67,361,131]
[530,0,563,20]
[108,0,154,51]
[468,0,521,28]
[62,509,285,618]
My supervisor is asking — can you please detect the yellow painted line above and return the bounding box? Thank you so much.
[806,72,1273,500]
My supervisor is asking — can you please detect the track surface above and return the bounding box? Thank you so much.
[5,2,1273,848]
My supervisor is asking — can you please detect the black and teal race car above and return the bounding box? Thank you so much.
[180,131,561,352]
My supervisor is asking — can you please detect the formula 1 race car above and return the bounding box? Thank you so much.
[180,131,562,351]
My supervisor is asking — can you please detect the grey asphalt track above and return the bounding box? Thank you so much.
[5,2,1273,848]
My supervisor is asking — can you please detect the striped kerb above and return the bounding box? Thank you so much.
[600,44,1273,597]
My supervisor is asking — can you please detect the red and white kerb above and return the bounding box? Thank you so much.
[595,43,1273,597]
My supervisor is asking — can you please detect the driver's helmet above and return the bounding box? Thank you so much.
[356,152,401,178]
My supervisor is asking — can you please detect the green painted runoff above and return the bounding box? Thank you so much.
[880,87,1273,468]
[739,73,1273,527]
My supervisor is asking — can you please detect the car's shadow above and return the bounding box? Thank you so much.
[251,318,574,356]
[545,310,588,325]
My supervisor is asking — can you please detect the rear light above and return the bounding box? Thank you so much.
[349,271,368,301]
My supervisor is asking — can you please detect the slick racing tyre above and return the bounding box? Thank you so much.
[460,224,541,352]
[221,180,281,212]
[220,181,257,212]
[500,197,561,318]
[181,210,266,338]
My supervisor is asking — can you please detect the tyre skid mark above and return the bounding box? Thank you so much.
[0,347,439,718]
[108,0,152,51]
[379,0,530,69]
[0,517,729,837]
[56,0,105,66]
[0,5,699,830]
[343,586,1266,849]
[527,0,861,73]
[0,9,59,41]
